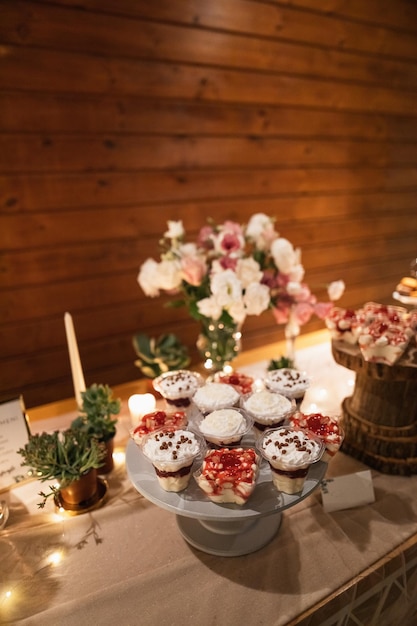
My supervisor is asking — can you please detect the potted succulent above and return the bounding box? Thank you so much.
[18,428,106,509]
[267,355,296,371]
[132,332,190,379]
[71,384,121,474]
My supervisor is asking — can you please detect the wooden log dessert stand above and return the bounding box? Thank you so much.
[332,339,417,476]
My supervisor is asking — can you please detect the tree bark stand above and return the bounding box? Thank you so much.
[332,340,417,476]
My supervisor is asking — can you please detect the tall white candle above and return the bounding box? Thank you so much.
[64,312,86,407]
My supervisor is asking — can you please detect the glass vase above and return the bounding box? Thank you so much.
[196,317,242,373]
[284,308,300,363]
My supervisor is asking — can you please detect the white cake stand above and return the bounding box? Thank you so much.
[125,438,327,557]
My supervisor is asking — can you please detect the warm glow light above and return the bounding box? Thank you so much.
[128,393,156,423]
[47,550,63,566]
[113,450,125,466]
[4,590,12,600]
[223,364,233,375]
[253,378,264,391]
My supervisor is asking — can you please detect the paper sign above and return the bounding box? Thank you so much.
[0,397,32,492]
[321,470,375,513]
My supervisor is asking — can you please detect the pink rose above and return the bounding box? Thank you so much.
[314,302,334,319]
[293,302,314,325]
[198,225,215,249]
[181,256,207,286]
[219,255,238,271]
[272,304,291,324]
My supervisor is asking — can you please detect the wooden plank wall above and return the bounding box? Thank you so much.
[1,0,417,408]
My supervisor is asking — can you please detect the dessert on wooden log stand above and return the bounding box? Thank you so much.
[327,302,417,476]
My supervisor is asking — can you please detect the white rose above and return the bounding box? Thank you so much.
[328,280,345,301]
[197,296,222,320]
[287,263,305,283]
[245,213,277,250]
[229,300,247,325]
[244,283,270,315]
[210,269,242,307]
[164,220,184,240]
[156,259,182,291]
[286,281,303,296]
[271,238,300,274]
[137,259,160,297]
[235,257,263,288]
[246,213,272,239]
[179,242,198,257]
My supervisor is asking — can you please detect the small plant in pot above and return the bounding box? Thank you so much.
[18,428,106,509]
[71,384,121,474]
[132,332,190,379]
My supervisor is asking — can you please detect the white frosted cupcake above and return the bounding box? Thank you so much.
[264,368,310,405]
[142,429,202,492]
[194,447,260,505]
[194,408,252,446]
[241,390,295,432]
[259,426,323,494]
[192,382,240,414]
[153,370,204,408]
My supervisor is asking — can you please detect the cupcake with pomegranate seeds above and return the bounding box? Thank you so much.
[358,319,412,365]
[325,307,364,344]
[194,446,260,505]
[290,412,344,463]
[213,370,254,395]
[130,409,187,446]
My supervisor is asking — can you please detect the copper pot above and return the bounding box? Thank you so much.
[60,470,98,506]
[98,437,115,474]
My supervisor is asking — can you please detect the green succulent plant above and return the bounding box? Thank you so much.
[132,332,190,379]
[71,384,121,443]
[18,428,106,508]
[267,355,296,371]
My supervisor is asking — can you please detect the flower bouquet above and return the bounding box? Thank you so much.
[138,213,344,370]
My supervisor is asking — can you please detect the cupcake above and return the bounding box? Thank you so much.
[290,412,344,462]
[142,428,202,492]
[194,408,252,446]
[130,409,187,446]
[213,371,254,395]
[259,426,324,494]
[152,370,204,408]
[241,389,295,432]
[264,368,310,405]
[194,447,259,505]
[325,307,364,344]
[358,319,412,365]
[192,382,240,414]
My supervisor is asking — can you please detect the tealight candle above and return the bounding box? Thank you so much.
[128,393,156,424]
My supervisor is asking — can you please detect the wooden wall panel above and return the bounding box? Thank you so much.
[1,0,417,407]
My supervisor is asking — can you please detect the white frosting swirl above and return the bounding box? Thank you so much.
[261,428,322,468]
[143,429,200,466]
[193,382,240,410]
[199,409,247,437]
[243,390,292,420]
